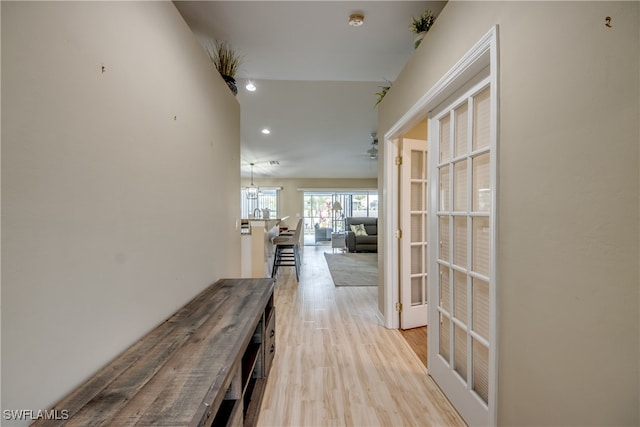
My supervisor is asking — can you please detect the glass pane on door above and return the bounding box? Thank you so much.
[454,324,467,380]
[454,103,468,158]
[439,217,449,261]
[453,161,468,212]
[473,87,491,151]
[472,278,489,340]
[472,217,490,277]
[411,245,423,275]
[439,165,450,211]
[411,214,423,241]
[453,217,467,268]
[440,115,451,163]
[440,266,451,312]
[472,153,490,212]
[411,182,423,211]
[411,150,424,178]
[439,313,451,361]
[454,271,468,323]
[473,340,489,404]
[411,276,424,306]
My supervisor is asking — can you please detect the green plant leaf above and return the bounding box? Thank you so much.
[375,81,392,107]
[409,10,435,35]
[206,40,243,78]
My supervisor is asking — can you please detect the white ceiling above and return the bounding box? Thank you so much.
[174,1,446,179]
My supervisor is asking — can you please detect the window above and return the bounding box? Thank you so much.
[302,190,377,239]
[352,193,378,217]
[241,188,279,219]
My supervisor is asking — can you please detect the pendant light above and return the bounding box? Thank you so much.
[246,163,259,200]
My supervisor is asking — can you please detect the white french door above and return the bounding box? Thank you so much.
[428,79,495,425]
[400,138,429,329]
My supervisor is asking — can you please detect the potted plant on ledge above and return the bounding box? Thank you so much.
[410,10,435,49]
[207,40,243,96]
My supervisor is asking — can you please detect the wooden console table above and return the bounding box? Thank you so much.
[32,278,275,427]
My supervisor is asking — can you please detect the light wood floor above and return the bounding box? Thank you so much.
[399,326,428,369]
[257,245,465,427]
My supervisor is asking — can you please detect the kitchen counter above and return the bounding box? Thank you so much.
[240,218,282,235]
[241,219,282,278]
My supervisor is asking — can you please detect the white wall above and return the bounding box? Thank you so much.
[379,1,639,425]
[1,1,241,422]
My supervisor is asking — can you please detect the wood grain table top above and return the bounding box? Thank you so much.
[32,278,275,427]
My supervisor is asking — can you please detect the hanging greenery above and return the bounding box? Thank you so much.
[375,81,392,108]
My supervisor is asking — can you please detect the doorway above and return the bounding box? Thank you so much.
[302,191,378,246]
[396,119,430,367]
[383,26,498,426]
[398,120,430,331]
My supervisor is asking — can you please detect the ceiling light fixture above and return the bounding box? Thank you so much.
[261,128,271,135]
[348,13,365,27]
[246,163,259,200]
[245,81,256,92]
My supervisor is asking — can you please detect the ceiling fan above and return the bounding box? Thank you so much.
[367,132,379,160]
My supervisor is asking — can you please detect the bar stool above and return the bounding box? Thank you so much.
[271,219,303,281]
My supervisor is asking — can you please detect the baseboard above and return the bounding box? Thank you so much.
[375,309,392,329]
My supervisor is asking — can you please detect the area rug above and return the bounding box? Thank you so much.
[324,252,378,287]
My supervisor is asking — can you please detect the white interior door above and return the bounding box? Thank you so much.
[428,80,495,425]
[400,138,429,329]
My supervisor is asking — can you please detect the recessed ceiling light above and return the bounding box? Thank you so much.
[348,13,364,27]
[246,81,256,92]
[261,128,270,135]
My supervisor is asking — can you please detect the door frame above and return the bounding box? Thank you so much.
[382,137,401,329]
[382,25,499,425]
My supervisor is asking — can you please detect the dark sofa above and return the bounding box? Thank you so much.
[345,217,378,252]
